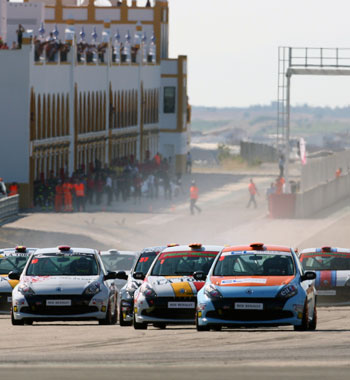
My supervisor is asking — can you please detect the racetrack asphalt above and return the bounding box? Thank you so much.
[2,168,350,379]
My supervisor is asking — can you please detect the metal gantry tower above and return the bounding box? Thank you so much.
[277,46,350,191]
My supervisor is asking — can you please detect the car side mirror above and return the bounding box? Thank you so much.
[104,272,118,281]
[8,271,20,280]
[115,271,128,280]
[133,272,145,280]
[193,271,207,281]
[301,271,316,282]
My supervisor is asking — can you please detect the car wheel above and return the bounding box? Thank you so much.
[119,308,132,327]
[308,304,317,331]
[294,300,309,331]
[196,313,209,331]
[153,323,166,329]
[99,297,117,325]
[11,309,24,326]
[133,314,147,330]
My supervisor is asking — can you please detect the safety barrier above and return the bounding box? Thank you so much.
[295,174,350,218]
[0,195,19,224]
[301,150,350,192]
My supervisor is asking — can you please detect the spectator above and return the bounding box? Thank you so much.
[74,178,86,211]
[186,151,192,174]
[278,154,285,177]
[247,178,259,209]
[16,24,25,49]
[105,174,113,206]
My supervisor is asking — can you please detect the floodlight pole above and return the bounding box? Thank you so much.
[285,70,291,193]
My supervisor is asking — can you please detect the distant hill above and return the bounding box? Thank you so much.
[191,104,350,150]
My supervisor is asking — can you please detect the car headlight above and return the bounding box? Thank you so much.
[204,284,222,300]
[126,281,139,295]
[277,284,298,299]
[83,282,101,296]
[140,283,157,298]
[18,283,35,296]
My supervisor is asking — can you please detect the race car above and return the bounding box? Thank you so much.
[196,243,317,331]
[0,246,37,313]
[133,244,223,329]
[299,246,350,306]
[100,250,139,291]
[10,245,119,325]
[117,246,166,326]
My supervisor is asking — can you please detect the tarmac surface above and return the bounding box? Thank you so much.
[2,164,350,379]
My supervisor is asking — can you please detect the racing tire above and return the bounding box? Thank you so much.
[133,315,147,330]
[119,308,132,327]
[308,304,317,331]
[196,314,209,331]
[153,323,166,329]
[11,310,24,326]
[294,300,309,331]
[99,298,118,325]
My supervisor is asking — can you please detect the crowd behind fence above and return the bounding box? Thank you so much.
[301,150,350,192]
[0,195,19,223]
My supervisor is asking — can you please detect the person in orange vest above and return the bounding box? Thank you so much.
[74,178,86,212]
[190,180,201,215]
[62,178,73,212]
[275,176,285,195]
[247,178,259,209]
[336,168,342,178]
[54,180,64,212]
[8,182,19,196]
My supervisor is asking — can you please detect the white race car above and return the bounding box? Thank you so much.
[0,246,37,313]
[10,246,119,325]
[133,244,223,329]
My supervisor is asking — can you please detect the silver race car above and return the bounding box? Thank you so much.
[100,250,139,291]
[10,246,119,325]
[133,244,223,329]
[117,246,166,326]
[0,246,37,313]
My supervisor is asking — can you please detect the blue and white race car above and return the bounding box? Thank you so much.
[10,246,119,325]
[196,243,317,331]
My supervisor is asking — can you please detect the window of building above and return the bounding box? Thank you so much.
[163,87,176,114]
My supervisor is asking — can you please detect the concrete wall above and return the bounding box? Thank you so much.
[295,174,350,218]
[0,47,31,183]
[240,141,277,163]
[0,0,7,44]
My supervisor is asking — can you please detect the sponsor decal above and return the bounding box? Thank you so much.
[171,281,194,297]
[46,299,71,306]
[168,302,195,309]
[316,271,336,288]
[222,278,267,285]
[317,290,336,296]
[235,302,263,310]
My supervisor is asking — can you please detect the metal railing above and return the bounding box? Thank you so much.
[0,195,19,224]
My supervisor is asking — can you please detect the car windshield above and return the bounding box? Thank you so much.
[101,253,137,272]
[134,252,158,275]
[26,253,99,276]
[0,255,30,275]
[151,251,218,276]
[213,252,295,276]
[300,253,350,271]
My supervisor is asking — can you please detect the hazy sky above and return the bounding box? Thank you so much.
[168,0,350,108]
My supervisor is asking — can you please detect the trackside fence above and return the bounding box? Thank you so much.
[0,195,19,224]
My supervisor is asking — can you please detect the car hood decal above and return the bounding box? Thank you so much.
[210,276,294,287]
[21,275,99,294]
[0,275,18,289]
[315,270,350,287]
[146,276,204,297]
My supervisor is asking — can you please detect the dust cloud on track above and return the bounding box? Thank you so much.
[2,170,350,379]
